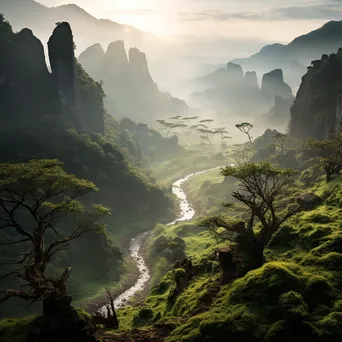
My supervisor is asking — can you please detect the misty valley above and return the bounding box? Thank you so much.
[1,0,342,341]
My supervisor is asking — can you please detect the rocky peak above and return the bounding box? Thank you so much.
[14,28,49,77]
[261,69,292,100]
[289,50,342,140]
[226,62,243,83]
[78,43,105,78]
[128,47,153,85]
[48,22,76,107]
[244,71,258,88]
[79,43,105,62]
[104,40,129,76]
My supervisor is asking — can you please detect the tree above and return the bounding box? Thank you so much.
[274,133,288,156]
[0,159,110,315]
[197,128,218,145]
[236,122,254,143]
[202,163,300,271]
[230,145,254,166]
[305,138,342,183]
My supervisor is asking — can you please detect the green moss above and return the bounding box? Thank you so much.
[0,317,35,342]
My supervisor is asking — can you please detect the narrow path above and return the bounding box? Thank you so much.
[99,166,222,314]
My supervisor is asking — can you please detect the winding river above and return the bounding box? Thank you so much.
[99,166,222,313]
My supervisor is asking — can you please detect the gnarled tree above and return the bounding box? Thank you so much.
[0,159,110,315]
[202,163,300,272]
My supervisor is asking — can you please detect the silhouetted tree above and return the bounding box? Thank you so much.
[274,133,288,156]
[202,163,300,271]
[0,159,109,315]
[236,122,254,143]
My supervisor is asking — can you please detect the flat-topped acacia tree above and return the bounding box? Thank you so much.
[236,122,254,144]
[0,159,110,315]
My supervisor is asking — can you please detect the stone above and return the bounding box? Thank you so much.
[261,69,293,100]
[244,71,258,88]
[129,47,153,85]
[104,40,129,76]
[48,22,76,107]
[289,50,342,140]
[297,192,323,210]
[226,62,244,81]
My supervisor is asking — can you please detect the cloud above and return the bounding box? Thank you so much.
[179,2,342,22]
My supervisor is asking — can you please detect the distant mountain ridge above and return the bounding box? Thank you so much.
[232,20,342,85]
[0,0,153,52]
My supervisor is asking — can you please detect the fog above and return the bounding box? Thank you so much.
[2,0,342,143]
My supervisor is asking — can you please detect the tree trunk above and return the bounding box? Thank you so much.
[43,294,73,317]
[326,172,332,183]
[218,247,237,283]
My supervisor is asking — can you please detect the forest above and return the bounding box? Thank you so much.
[1,3,342,342]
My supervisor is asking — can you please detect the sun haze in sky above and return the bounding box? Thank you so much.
[37,0,342,42]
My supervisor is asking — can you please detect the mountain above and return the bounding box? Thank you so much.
[191,63,293,125]
[289,49,342,141]
[0,14,173,315]
[0,0,153,52]
[232,20,342,86]
[79,41,189,124]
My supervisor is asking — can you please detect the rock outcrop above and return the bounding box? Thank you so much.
[79,41,189,123]
[193,64,292,118]
[289,49,342,140]
[104,40,129,76]
[129,47,154,85]
[226,62,244,82]
[0,19,105,134]
[1,27,57,118]
[244,71,258,89]
[77,43,105,77]
[48,22,76,108]
[261,69,292,100]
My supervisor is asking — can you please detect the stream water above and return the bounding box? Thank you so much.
[99,166,222,314]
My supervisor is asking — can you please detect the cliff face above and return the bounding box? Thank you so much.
[48,22,76,108]
[289,50,342,140]
[79,41,188,123]
[0,23,57,118]
[104,41,129,77]
[244,71,258,89]
[261,69,293,100]
[128,47,154,86]
[0,18,104,134]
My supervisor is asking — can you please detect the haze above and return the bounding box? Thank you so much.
[38,0,339,41]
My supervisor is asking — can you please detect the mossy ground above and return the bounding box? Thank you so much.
[97,171,342,341]
[0,317,35,342]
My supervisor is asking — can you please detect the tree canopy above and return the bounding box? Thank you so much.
[0,159,110,310]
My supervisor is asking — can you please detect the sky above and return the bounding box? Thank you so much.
[37,0,342,43]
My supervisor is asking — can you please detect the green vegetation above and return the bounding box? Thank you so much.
[0,317,35,342]
[305,134,342,183]
[0,159,109,314]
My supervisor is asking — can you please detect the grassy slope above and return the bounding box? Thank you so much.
[98,172,342,341]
